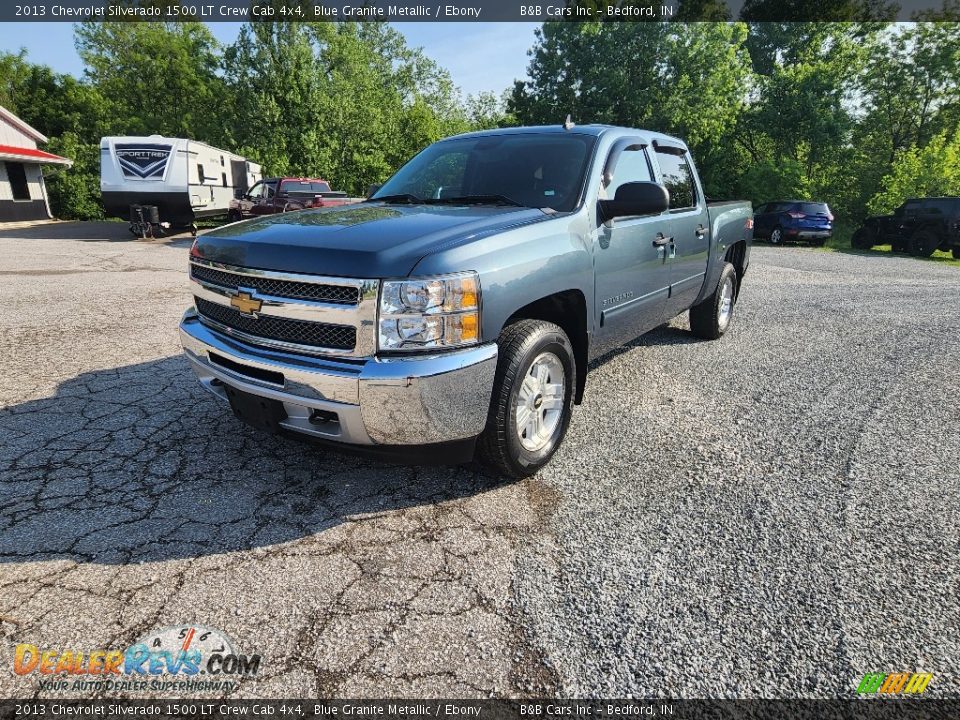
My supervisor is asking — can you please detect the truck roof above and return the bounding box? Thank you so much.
[445,124,688,150]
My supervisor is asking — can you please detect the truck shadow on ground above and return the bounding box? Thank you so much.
[0,356,509,566]
[589,322,704,371]
[0,221,196,246]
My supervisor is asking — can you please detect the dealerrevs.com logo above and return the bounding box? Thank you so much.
[857,672,933,695]
[13,625,261,693]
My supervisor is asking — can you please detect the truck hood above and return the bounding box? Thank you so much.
[192,203,551,278]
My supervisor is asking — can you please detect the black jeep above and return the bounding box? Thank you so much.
[852,197,960,258]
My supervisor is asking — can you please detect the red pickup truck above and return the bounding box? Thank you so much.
[228,177,359,221]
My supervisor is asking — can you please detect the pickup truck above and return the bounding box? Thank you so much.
[227,177,359,221]
[852,196,960,258]
[180,125,753,477]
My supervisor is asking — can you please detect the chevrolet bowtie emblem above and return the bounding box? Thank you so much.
[230,291,262,315]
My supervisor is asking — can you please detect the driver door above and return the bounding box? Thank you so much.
[249,180,278,216]
[591,141,672,355]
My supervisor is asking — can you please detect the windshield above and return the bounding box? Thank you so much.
[373,133,596,212]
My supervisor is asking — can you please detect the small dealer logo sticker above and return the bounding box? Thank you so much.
[856,672,933,694]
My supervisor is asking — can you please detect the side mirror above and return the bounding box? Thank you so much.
[599,182,669,221]
[367,183,383,199]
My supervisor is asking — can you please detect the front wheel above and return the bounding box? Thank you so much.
[477,320,575,478]
[769,226,784,244]
[689,262,737,340]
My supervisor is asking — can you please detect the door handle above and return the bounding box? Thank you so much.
[653,233,673,247]
[696,224,708,238]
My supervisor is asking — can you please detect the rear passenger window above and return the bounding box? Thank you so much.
[655,150,696,210]
[606,146,653,198]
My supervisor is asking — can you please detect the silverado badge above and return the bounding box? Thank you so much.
[230,291,262,316]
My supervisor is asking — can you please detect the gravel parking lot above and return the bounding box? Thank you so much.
[0,221,957,699]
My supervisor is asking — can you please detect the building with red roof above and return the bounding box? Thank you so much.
[0,105,73,223]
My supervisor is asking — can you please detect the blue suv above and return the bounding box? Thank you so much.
[754,201,833,246]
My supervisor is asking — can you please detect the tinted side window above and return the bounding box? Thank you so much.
[655,150,696,210]
[923,199,955,215]
[607,147,653,198]
[754,204,768,214]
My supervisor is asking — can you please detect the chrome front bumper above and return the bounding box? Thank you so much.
[179,310,498,446]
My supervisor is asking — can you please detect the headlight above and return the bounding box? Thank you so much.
[378,272,480,351]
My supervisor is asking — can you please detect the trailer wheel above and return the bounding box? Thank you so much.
[909,229,940,257]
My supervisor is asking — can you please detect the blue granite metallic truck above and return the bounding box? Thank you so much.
[179,124,753,477]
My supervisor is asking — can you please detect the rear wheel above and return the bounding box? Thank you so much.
[769,226,784,244]
[690,262,737,340]
[477,320,575,478]
[909,229,940,257]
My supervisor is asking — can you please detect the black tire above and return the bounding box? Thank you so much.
[891,237,907,253]
[689,262,738,340]
[851,227,875,250]
[953,247,960,260]
[769,226,784,244]
[909,229,940,257]
[477,320,575,479]
[227,209,242,223]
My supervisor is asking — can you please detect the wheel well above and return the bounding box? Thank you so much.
[724,241,748,299]
[504,290,589,404]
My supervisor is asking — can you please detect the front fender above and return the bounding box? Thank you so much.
[409,212,595,343]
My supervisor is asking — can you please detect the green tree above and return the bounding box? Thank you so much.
[867,132,960,214]
[75,21,227,142]
[509,22,750,151]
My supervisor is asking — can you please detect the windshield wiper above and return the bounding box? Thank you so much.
[371,193,425,204]
[429,194,525,207]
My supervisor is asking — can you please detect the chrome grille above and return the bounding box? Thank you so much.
[195,298,356,350]
[191,264,359,305]
[189,259,377,357]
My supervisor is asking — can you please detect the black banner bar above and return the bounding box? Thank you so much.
[2,0,958,23]
[2,701,960,720]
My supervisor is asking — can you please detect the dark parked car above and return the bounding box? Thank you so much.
[753,200,833,246]
[852,197,960,258]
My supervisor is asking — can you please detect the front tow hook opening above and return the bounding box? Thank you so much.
[309,409,339,425]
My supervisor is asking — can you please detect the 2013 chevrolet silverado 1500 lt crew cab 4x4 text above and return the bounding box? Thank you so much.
[180,124,753,477]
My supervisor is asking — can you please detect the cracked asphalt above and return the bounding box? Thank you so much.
[0,221,958,699]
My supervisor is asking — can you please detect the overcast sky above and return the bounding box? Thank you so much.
[0,22,539,98]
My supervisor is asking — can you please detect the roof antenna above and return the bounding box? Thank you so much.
[563,114,575,131]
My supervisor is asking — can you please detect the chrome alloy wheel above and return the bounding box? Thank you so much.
[515,351,565,452]
[718,275,734,330]
[770,228,782,244]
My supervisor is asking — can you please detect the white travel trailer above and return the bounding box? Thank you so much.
[100,135,261,234]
